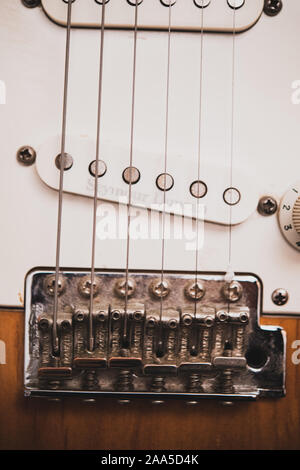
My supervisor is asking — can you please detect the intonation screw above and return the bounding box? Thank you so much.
[74,311,85,323]
[222,281,243,303]
[38,318,50,331]
[184,281,205,301]
[258,196,278,216]
[60,320,71,331]
[239,312,249,324]
[150,279,170,299]
[216,310,228,322]
[272,288,289,306]
[22,0,41,8]
[182,314,193,326]
[147,317,156,328]
[17,146,36,166]
[114,278,136,298]
[263,0,283,17]
[44,274,65,296]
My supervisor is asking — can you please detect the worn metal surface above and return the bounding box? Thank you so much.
[24,269,285,400]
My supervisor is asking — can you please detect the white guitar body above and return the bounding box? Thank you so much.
[1,0,300,316]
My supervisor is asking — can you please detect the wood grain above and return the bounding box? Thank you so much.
[0,310,299,450]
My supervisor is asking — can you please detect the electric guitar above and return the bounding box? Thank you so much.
[0,0,300,450]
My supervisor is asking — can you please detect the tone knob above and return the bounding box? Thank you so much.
[278,183,300,251]
[292,197,300,235]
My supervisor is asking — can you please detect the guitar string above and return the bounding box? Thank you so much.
[123,0,139,343]
[227,6,237,278]
[194,1,205,320]
[52,0,73,354]
[88,1,107,352]
[159,2,173,328]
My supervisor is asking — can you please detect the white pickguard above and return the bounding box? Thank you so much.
[41,0,264,33]
[1,0,300,315]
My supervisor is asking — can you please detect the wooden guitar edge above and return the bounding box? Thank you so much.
[0,309,299,450]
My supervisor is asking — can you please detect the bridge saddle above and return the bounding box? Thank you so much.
[24,269,285,401]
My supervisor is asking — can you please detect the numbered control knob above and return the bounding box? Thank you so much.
[278,184,300,250]
[292,197,300,235]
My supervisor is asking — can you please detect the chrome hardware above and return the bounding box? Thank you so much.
[89,160,107,178]
[150,279,170,299]
[22,0,41,8]
[184,281,206,301]
[194,0,211,8]
[156,173,174,192]
[264,0,283,17]
[190,180,207,199]
[116,370,134,392]
[258,196,278,216]
[223,187,241,206]
[227,0,245,9]
[83,370,100,391]
[122,166,140,185]
[109,304,144,368]
[44,274,66,296]
[55,153,73,171]
[222,281,243,303]
[78,275,100,298]
[17,146,36,166]
[24,269,286,401]
[114,278,136,299]
[272,288,289,306]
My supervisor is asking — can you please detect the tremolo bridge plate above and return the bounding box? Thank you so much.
[41,0,264,34]
[24,269,285,401]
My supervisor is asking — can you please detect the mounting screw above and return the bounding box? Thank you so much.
[258,196,278,216]
[222,281,243,303]
[44,274,66,296]
[114,278,136,298]
[264,0,282,16]
[78,275,100,298]
[22,0,41,8]
[17,146,36,166]
[150,279,170,299]
[185,281,206,301]
[272,288,289,306]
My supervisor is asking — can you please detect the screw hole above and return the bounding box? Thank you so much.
[246,347,269,370]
